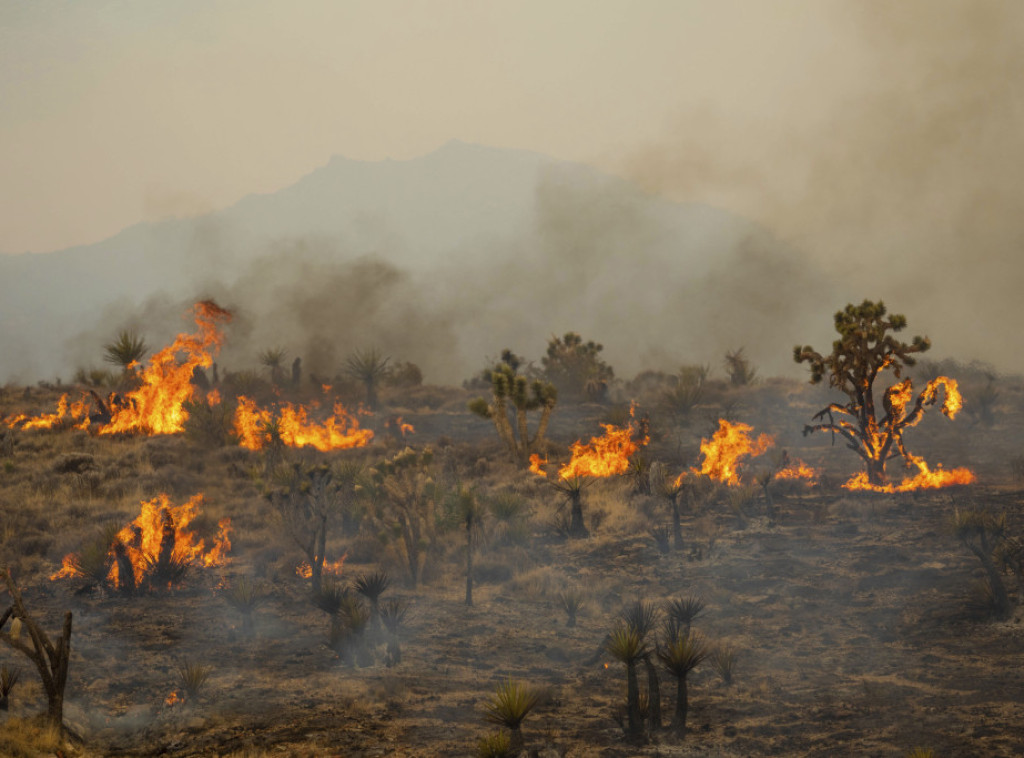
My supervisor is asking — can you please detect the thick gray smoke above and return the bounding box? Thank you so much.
[618,1,1024,376]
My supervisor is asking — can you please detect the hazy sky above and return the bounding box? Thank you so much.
[0,0,879,254]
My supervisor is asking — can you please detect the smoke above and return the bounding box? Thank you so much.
[617,0,1024,375]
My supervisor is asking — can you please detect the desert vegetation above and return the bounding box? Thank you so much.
[0,299,1022,756]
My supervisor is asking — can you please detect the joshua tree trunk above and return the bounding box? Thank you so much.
[644,654,662,732]
[673,674,690,735]
[670,496,683,550]
[465,521,474,606]
[0,570,73,730]
[625,660,643,740]
[568,488,588,539]
[865,456,887,487]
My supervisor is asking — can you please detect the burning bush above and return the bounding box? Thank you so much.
[51,493,231,593]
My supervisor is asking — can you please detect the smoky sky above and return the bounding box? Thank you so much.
[619,1,1024,376]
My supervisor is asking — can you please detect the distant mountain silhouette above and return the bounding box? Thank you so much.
[0,141,836,384]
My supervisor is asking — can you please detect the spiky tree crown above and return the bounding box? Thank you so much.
[793,300,930,392]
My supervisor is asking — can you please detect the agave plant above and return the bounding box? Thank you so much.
[483,679,540,753]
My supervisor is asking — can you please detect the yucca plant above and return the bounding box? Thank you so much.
[606,624,647,741]
[621,599,659,641]
[258,347,287,386]
[658,631,708,735]
[224,577,265,635]
[177,661,213,702]
[0,664,20,710]
[483,679,540,753]
[331,592,372,666]
[379,597,410,667]
[476,730,513,758]
[551,475,591,539]
[344,347,391,411]
[487,491,531,546]
[665,596,705,640]
[103,329,148,375]
[354,570,391,632]
[557,587,586,628]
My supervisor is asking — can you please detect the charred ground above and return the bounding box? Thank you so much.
[1,357,1023,757]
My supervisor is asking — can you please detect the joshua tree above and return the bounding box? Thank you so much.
[371,447,440,587]
[103,329,148,375]
[0,568,72,729]
[650,462,684,550]
[541,332,614,402]
[258,347,288,386]
[483,679,540,753]
[344,347,391,411]
[794,300,961,487]
[665,596,706,640]
[658,630,707,736]
[449,486,484,606]
[469,351,558,468]
[266,463,360,595]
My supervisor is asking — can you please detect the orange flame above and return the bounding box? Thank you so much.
[528,453,549,477]
[233,396,374,452]
[843,454,975,492]
[100,302,231,435]
[165,690,182,706]
[5,393,91,431]
[557,421,646,480]
[295,553,347,579]
[696,420,773,486]
[774,461,818,483]
[51,493,232,588]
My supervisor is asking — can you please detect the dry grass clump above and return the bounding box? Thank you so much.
[0,717,68,758]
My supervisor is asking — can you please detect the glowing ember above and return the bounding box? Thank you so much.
[695,420,773,486]
[233,396,374,452]
[51,493,232,589]
[100,301,231,435]
[165,690,182,706]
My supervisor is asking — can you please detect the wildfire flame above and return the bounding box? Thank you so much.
[529,453,549,477]
[5,393,91,431]
[296,553,347,579]
[556,421,646,480]
[694,420,773,486]
[672,419,818,487]
[100,301,231,435]
[843,454,975,492]
[50,493,232,588]
[233,396,374,452]
[165,690,182,706]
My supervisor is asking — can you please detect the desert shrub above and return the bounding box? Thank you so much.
[950,506,1013,618]
[183,398,239,447]
[476,730,513,758]
[557,586,586,628]
[710,642,737,686]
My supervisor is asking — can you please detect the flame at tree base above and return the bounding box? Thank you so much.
[843,456,976,493]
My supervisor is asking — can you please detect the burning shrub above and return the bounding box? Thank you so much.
[794,300,974,491]
[51,493,231,594]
